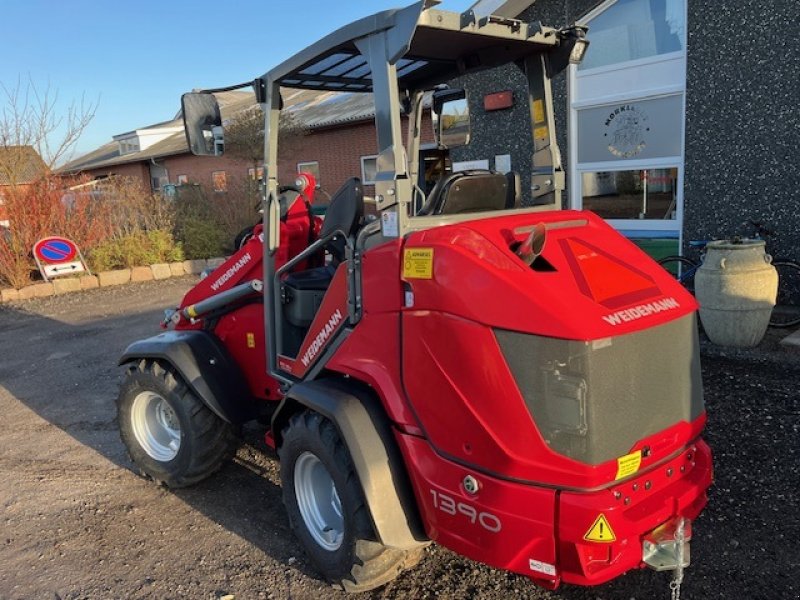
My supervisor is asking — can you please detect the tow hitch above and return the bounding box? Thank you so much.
[643,517,690,600]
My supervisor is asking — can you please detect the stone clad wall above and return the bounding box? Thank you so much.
[457,0,799,261]
[682,1,799,259]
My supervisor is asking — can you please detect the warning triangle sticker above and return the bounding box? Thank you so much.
[583,514,616,543]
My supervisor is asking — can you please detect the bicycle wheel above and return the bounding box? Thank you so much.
[658,256,698,293]
[770,259,800,328]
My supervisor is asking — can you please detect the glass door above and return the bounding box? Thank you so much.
[568,0,687,238]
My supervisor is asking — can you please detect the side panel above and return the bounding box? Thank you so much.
[213,303,282,401]
[326,237,417,427]
[397,432,559,587]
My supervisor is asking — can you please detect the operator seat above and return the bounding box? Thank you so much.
[418,170,511,216]
[318,177,363,263]
[281,177,364,340]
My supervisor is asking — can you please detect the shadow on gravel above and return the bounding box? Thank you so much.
[0,300,320,582]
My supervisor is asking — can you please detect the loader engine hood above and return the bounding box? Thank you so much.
[403,210,697,339]
[400,211,704,487]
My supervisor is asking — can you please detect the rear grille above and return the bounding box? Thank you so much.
[495,314,703,465]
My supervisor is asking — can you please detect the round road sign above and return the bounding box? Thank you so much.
[33,237,78,264]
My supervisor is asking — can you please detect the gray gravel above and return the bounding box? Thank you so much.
[0,278,797,599]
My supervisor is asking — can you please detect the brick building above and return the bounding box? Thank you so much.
[63,89,434,202]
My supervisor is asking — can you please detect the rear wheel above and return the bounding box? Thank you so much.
[117,359,238,488]
[770,259,800,328]
[658,255,698,293]
[278,411,420,592]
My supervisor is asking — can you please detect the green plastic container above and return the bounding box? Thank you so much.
[631,238,679,262]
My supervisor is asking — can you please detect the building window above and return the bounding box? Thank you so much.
[360,155,378,185]
[578,0,686,71]
[248,167,264,181]
[297,161,320,182]
[212,171,227,192]
[581,168,678,220]
[176,174,188,185]
[568,0,686,234]
[118,138,140,155]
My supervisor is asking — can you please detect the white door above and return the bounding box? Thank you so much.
[568,0,687,240]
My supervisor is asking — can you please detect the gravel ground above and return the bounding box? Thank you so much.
[0,278,797,600]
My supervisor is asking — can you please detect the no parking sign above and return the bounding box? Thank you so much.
[33,236,90,281]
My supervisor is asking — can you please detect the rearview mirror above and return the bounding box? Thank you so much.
[432,89,470,149]
[182,92,224,156]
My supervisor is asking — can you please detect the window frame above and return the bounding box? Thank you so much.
[296,161,320,182]
[360,155,378,185]
[567,0,688,237]
[211,170,227,193]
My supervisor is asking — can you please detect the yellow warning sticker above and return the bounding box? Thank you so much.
[246,332,256,349]
[533,99,545,124]
[403,248,434,279]
[583,514,616,543]
[615,450,642,480]
[533,125,549,140]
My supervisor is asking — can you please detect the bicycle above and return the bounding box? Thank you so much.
[658,221,800,328]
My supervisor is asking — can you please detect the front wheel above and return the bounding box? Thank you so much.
[278,411,420,592]
[770,259,800,328]
[117,359,239,488]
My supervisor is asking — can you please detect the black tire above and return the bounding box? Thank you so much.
[770,259,800,328]
[117,359,238,488]
[278,411,420,592]
[658,255,698,293]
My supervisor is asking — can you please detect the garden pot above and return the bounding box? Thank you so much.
[695,240,777,348]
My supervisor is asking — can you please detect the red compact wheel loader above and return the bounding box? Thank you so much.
[117,2,712,594]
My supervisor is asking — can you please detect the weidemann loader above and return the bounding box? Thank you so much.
[117,1,712,595]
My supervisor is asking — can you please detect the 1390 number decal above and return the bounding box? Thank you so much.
[430,489,502,533]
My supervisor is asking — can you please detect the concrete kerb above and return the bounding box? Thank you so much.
[0,257,229,304]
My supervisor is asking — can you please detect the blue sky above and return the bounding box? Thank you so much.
[0,0,475,162]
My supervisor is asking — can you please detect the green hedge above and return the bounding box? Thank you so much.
[88,230,183,272]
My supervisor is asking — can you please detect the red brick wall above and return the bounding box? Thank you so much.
[78,112,435,198]
[84,162,151,188]
[162,153,255,190]
[278,114,435,197]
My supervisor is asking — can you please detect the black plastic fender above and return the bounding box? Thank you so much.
[119,330,256,424]
[272,378,428,550]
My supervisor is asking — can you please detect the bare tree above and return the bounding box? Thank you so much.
[224,105,309,168]
[0,77,97,189]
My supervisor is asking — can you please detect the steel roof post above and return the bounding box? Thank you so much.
[522,55,564,209]
[355,33,414,237]
[262,78,288,383]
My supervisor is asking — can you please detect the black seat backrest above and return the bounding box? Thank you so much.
[419,170,509,216]
[319,177,363,262]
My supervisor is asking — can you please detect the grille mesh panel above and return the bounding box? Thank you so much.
[495,314,703,465]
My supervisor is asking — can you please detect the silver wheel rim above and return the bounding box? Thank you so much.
[294,452,344,551]
[130,391,181,461]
